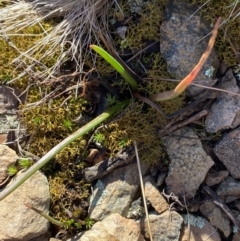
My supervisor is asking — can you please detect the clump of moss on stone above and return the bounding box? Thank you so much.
[188,0,240,65]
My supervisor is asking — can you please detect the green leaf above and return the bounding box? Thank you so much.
[90,45,138,90]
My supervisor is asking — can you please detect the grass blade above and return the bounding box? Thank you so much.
[90,45,138,90]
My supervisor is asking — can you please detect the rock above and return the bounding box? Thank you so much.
[144,176,168,214]
[214,127,240,178]
[200,200,231,237]
[160,0,219,97]
[233,231,240,241]
[217,177,240,196]
[205,68,240,133]
[156,172,167,186]
[0,144,18,183]
[163,127,214,198]
[89,162,148,221]
[205,169,229,186]
[29,233,49,241]
[141,211,183,241]
[180,214,221,241]
[0,86,19,134]
[225,195,240,203]
[0,170,50,241]
[127,197,145,219]
[70,213,144,241]
[234,200,240,211]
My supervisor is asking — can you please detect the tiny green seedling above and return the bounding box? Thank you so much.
[7,165,18,176]
[93,132,105,144]
[18,158,33,169]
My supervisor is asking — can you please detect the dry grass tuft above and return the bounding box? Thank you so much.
[0,0,115,83]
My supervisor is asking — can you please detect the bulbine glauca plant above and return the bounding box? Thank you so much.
[0,17,221,201]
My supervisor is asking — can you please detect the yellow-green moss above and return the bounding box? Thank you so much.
[112,0,166,51]
[188,0,240,65]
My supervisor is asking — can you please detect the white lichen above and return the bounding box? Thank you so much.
[127,0,147,14]
[205,66,215,78]
[182,214,206,229]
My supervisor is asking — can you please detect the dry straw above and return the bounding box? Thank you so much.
[0,0,115,82]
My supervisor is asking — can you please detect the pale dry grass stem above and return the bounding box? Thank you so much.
[134,141,153,241]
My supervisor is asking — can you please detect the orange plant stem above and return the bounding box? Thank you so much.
[150,17,221,101]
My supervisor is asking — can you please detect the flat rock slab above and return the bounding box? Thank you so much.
[205,69,240,133]
[160,0,219,96]
[89,162,148,221]
[163,127,214,198]
[141,211,183,241]
[214,127,240,178]
[73,213,144,241]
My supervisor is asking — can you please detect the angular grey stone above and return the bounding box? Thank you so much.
[89,162,148,221]
[163,127,214,198]
[217,177,240,196]
[205,169,229,186]
[214,127,240,178]
[205,69,240,133]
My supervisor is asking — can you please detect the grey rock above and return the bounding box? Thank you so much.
[205,169,229,186]
[217,177,240,196]
[163,127,214,198]
[0,86,19,134]
[214,127,240,178]
[0,170,50,241]
[181,214,221,241]
[160,0,219,97]
[225,195,240,203]
[141,211,183,241]
[233,232,240,241]
[200,200,231,237]
[144,176,169,214]
[205,69,240,133]
[127,197,145,219]
[70,213,144,241]
[156,172,167,186]
[89,162,148,221]
[0,144,18,183]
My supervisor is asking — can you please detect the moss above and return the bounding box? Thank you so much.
[112,0,166,51]
[188,0,240,65]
